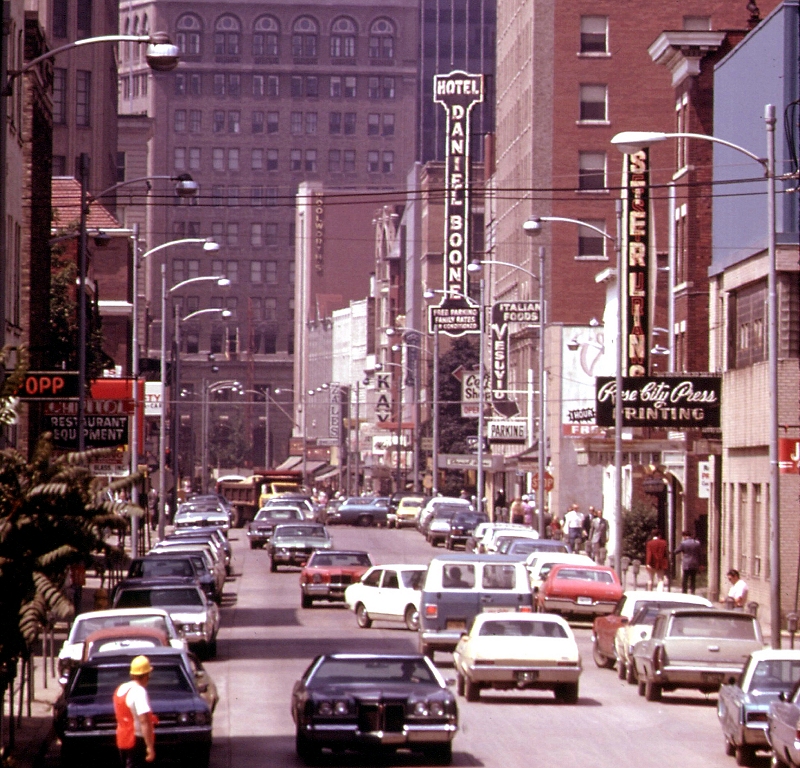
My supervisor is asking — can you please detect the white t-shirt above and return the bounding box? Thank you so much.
[119,681,152,737]
[728,579,748,605]
[565,510,583,530]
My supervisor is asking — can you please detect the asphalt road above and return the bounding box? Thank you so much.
[42,525,765,768]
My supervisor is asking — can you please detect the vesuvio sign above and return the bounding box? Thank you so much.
[490,301,539,418]
[595,376,721,428]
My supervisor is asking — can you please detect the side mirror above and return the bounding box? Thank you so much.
[779,691,788,702]
[620,617,629,624]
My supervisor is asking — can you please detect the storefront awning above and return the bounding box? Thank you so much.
[274,456,302,471]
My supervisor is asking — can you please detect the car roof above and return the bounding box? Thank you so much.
[116,577,200,589]
[472,612,567,625]
[85,626,169,644]
[429,553,523,564]
[622,590,712,605]
[366,563,427,571]
[659,607,754,619]
[73,607,173,622]
[81,647,191,667]
[747,649,800,662]
[549,562,616,573]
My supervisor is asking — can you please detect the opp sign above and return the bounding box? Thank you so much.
[19,371,79,399]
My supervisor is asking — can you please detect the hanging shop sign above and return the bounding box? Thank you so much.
[595,376,721,428]
[487,419,528,443]
[489,301,539,418]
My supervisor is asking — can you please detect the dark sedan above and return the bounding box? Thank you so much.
[291,654,458,765]
[247,506,304,549]
[445,512,488,549]
[327,496,390,527]
[55,647,215,767]
[126,554,219,603]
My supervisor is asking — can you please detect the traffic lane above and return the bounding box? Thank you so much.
[210,528,740,768]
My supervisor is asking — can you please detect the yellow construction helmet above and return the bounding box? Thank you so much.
[130,655,153,676]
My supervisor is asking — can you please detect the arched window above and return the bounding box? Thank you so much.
[122,17,130,62]
[292,16,318,58]
[176,14,202,56]
[253,16,279,57]
[215,15,241,57]
[330,17,357,59]
[369,18,395,59]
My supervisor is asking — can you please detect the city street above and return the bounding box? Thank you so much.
[44,526,755,768]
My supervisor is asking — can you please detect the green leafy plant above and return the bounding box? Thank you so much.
[622,501,658,561]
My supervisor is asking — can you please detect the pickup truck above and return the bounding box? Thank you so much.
[632,608,763,702]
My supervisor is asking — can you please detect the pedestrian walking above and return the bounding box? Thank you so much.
[114,655,157,768]
[564,503,584,552]
[509,497,525,525]
[673,531,703,594]
[589,507,609,565]
[645,529,669,591]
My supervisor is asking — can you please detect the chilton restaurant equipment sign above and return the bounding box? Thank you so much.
[595,376,721,428]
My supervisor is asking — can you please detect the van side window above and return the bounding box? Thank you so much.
[482,564,516,590]
[442,564,474,589]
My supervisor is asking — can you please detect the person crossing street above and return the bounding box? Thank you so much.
[114,655,157,767]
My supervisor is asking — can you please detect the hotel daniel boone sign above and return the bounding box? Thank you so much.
[595,376,721,429]
[428,72,483,337]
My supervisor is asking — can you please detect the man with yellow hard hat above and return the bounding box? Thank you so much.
[113,655,156,767]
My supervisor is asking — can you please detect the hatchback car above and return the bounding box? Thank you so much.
[345,564,427,631]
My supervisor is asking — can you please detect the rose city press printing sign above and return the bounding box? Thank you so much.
[428,71,483,337]
[595,376,721,429]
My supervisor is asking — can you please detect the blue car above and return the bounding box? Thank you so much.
[326,497,390,527]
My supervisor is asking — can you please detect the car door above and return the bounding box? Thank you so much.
[378,569,403,621]
[360,568,383,615]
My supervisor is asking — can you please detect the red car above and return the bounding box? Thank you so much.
[299,550,373,608]
[537,563,623,619]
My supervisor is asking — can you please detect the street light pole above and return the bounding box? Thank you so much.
[538,246,546,539]
[476,278,486,514]
[432,328,440,496]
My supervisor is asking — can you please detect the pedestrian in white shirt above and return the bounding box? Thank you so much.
[564,503,584,553]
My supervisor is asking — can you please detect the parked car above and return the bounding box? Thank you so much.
[419,554,534,659]
[291,653,458,765]
[173,500,230,531]
[268,522,333,571]
[80,626,170,662]
[536,563,623,618]
[499,538,568,559]
[167,527,232,575]
[57,608,186,678]
[591,590,712,672]
[465,522,530,553]
[327,496,390,526]
[633,608,764,702]
[125,554,220,603]
[526,552,595,596]
[393,495,426,528]
[55,647,216,767]
[345,564,427,631]
[453,612,581,703]
[112,578,221,658]
[418,497,473,534]
[299,550,373,607]
[718,650,800,766]
[261,494,317,521]
[150,542,226,596]
[247,506,304,549]
[445,511,489,550]
[767,670,800,768]
[479,525,539,554]
[427,507,463,547]
[321,497,343,524]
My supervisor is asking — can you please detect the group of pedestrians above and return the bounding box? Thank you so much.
[561,503,609,565]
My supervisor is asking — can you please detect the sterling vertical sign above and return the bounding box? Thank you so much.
[428,72,483,337]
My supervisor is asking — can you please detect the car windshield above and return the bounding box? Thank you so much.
[137,560,194,579]
[749,659,800,691]
[507,541,540,555]
[478,619,568,638]
[670,615,757,639]
[116,588,204,608]
[274,525,327,538]
[308,553,371,567]
[72,615,170,643]
[553,568,614,584]
[402,570,426,589]
[256,509,301,521]
[72,663,194,696]
[453,513,483,525]
[311,657,437,685]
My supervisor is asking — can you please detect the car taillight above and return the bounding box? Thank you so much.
[475,659,495,665]
[518,606,532,613]
[425,604,438,619]
[653,646,665,670]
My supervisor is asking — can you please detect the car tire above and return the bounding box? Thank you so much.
[456,671,465,697]
[301,592,313,609]
[296,730,321,765]
[637,679,646,697]
[644,678,662,702]
[735,745,757,767]
[207,638,217,659]
[404,605,419,632]
[772,753,791,768]
[356,603,372,628]
[555,682,579,704]
[358,515,373,527]
[60,742,84,767]
[465,678,480,702]
[617,660,627,680]
[249,541,257,550]
[270,559,277,572]
[626,662,637,685]
[445,538,454,550]
[192,744,211,768]
[724,739,735,757]
[592,641,614,669]
[423,743,453,766]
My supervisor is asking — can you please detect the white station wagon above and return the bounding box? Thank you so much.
[344,564,427,631]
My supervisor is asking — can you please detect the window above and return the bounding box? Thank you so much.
[228,111,241,133]
[225,259,238,280]
[305,112,317,134]
[76,71,91,126]
[291,112,303,135]
[228,186,239,206]
[367,150,379,172]
[368,113,380,136]
[344,113,356,135]
[53,69,67,124]
[177,14,202,55]
[265,188,277,206]
[675,93,689,171]
[228,74,241,97]
[253,15,279,56]
[265,261,277,283]
[212,148,224,171]
[292,16,318,57]
[290,150,302,171]
[343,150,355,173]
[173,222,186,239]
[211,185,224,206]
[305,150,317,172]
[116,151,126,182]
[214,15,241,56]
[368,77,380,99]
[382,151,394,173]
[369,18,395,59]
[291,76,303,97]
[187,260,200,279]
[329,112,342,134]
[306,76,318,97]
[53,0,67,38]
[578,151,606,190]
[329,149,341,172]
[267,112,279,133]
[383,77,395,99]
[265,224,278,245]
[173,148,186,171]
[252,111,264,133]
[330,76,342,98]
[383,114,395,136]
[265,298,277,321]
[577,219,607,259]
[344,77,356,97]
[251,149,264,170]
[213,110,225,133]
[260,149,276,171]
[267,75,279,97]
[683,16,711,30]
[77,0,92,38]
[53,156,67,175]
[732,281,767,368]
[580,16,608,54]
[213,74,225,96]
[251,258,263,279]
[189,110,202,132]
[579,85,607,122]
[175,74,187,96]
[173,260,185,283]
[228,148,240,171]
[189,74,201,96]
[331,17,357,58]
[251,186,264,206]
[253,75,265,98]
[187,221,201,237]
[188,148,201,171]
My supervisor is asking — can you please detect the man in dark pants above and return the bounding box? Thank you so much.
[673,530,703,594]
[114,655,156,767]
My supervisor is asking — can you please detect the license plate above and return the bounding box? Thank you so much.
[483,606,514,613]
[516,670,538,682]
[702,672,724,684]
[576,596,593,605]
[446,619,466,630]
